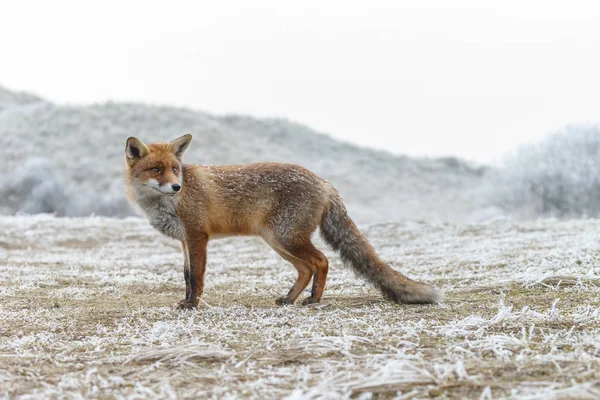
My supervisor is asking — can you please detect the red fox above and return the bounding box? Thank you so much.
[125,135,441,309]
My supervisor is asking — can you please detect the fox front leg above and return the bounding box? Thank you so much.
[182,241,190,299]
[176,232,208,310]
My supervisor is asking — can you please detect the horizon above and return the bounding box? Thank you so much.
[2,1,599,163]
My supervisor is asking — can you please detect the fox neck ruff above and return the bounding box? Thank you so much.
[133,186,185,241]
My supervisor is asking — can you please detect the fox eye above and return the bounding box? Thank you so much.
[151,167,161,173]
[173,167,178,174]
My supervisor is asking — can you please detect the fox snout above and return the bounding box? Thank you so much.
[149,179,182,195]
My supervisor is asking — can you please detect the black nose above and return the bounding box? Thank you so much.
[172,184,181,192]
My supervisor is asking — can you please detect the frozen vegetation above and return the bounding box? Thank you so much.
[491,125,600,219]
[1,215,599,398]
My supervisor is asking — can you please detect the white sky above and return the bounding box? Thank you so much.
[2,0,600,164]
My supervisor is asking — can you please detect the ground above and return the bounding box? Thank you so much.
[1,215,599,399]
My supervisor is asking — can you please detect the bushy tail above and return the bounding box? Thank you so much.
[320,195,441,304]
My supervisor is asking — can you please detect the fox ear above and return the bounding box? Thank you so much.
[168,134,192,161]
[125,137,150,166]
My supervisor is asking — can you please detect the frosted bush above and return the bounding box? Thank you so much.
[0,157,132,217]
[491,125,600,218]
[0,157,69,215]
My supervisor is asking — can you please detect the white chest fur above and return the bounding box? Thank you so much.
[137,195,185,241]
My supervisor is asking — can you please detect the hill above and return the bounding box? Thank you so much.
[0,86,487,223]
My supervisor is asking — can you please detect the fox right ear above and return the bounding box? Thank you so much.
[167,134,192,161]
[125,137,150,166]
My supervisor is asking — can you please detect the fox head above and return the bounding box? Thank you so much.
[125,134,192,196]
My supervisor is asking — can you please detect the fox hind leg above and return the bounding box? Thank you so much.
[266,235,329,305]
[296,242,329,305]
[271,247,314,305]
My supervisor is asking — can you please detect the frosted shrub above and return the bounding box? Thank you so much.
[0,157,69,215]
[492,125,600,218]
[0,157,132,217]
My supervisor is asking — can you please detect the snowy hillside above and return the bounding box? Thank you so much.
[0,86,42,109]
[1,215,599,398]
[0,86,487,223]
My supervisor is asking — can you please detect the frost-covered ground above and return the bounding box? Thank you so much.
[1,215,599,399]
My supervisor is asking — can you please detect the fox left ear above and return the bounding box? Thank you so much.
[168,134,193,161]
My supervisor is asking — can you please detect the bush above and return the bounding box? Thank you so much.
[0,157,133,217]
[492,125,600,218]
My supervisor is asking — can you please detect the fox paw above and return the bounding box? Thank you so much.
[301,297,320,306]
[275,296,295,306]
[175,299,197,310]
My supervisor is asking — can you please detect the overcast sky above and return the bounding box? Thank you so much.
[2,0,600,163]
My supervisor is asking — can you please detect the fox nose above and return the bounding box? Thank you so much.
[172,184,181,192]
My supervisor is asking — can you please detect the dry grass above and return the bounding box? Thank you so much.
[1,215,600,399]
